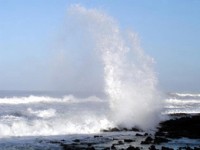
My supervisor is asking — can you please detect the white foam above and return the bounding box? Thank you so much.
[173,93,200,97]
[0,95,103,105]
[166,98,200,104]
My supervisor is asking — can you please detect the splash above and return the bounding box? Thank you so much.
[54,5,162,130]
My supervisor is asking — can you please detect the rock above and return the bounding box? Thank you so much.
[111,144,116,149]
[161,146,174,150]
[73,139,80,142]
[178,147,193,150]
[141,136,153,144]
[60,143,76,150]
[49,140,62,144]
[135,133,143,136]
[126,146,140,150]
[131,127,143,132]
[86,146,95,150]
[94,135,103,138]
[154,137,170,144]
[123,128,128,131]
[144,133,148,136]
[111,127,120,132]
[118,140,124,145]
[124,139,134,143]
[149,145,158,150]
[156,114,200,139]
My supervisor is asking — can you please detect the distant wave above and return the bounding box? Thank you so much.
[169,93,200,98]
[0,95,104,105]
[164,93,200,114]
[166,98,200,104]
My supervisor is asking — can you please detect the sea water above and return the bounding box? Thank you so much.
[0,91,199,138]
[1,4,199,149]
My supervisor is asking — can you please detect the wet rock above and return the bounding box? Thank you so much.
[154,137,170,144]
[103,147,110,150]
[111,144,117,149]
[135,133,143,136]
[141,136,153,144]
[73,139,80,142]
[49,140,62,144]
[144,133,148,136]
[178,147,193,150]
[126,146,140,150]
[161,146,174,150]
[86,146,95,150]
[111,127,120,132]
[60,143,76,150]
[123,128,128,131]
[124,139,134,143]
[156,114,200,139]
[94,135,103,138]
[131,127,143,132]
[118,140,124,145]
[102,127,121,132]
[149,145,158,150]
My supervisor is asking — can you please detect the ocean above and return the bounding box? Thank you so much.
[0,5,199,149]
[0,91,199,149]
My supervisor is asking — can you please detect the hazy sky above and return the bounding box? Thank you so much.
[0,0,200,92]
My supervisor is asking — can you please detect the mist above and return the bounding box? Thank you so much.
[49,5,162,129]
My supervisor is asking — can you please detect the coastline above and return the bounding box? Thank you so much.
[1,113,200,150]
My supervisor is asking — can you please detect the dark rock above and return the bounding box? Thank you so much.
[103,127,120,132]
[94,135,103,138]
[60,143,76,150]
[118,140,124,145]
[156,114,200,139]
[49,140,62,144]
[149,145,158,150]
[154,137,170,144]
[101,129,109,132]
[73,139,80,142]
[126,146,140,150]
[111,144,116,149]
[131,127,143,132]
[141,136,153,144]
[103,147,110,150]
[135,133,143,136]
[124,139,134,143]
[86,147,95,150]
[178,147,194,150]
[144,133,148,136]
[161,146,174,150]
[111,127,120,132]
[123,128,128,131]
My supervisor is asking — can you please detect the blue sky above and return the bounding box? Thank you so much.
[0,0,200,92]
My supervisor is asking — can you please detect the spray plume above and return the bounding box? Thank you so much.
[55,4,162,130]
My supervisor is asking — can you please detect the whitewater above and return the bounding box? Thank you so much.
[0,91,200,138]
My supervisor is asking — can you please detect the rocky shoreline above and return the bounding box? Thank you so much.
[44,113,200,150]
[1,113,199,150]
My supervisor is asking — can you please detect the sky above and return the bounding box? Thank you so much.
[0,0,200,93]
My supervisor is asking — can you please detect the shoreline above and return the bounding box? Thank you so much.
[0,113,200,150]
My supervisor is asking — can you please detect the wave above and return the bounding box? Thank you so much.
[0,95,104,105]
[166,98,200,104]
[169,93,200,99]
[0,95,112,137]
